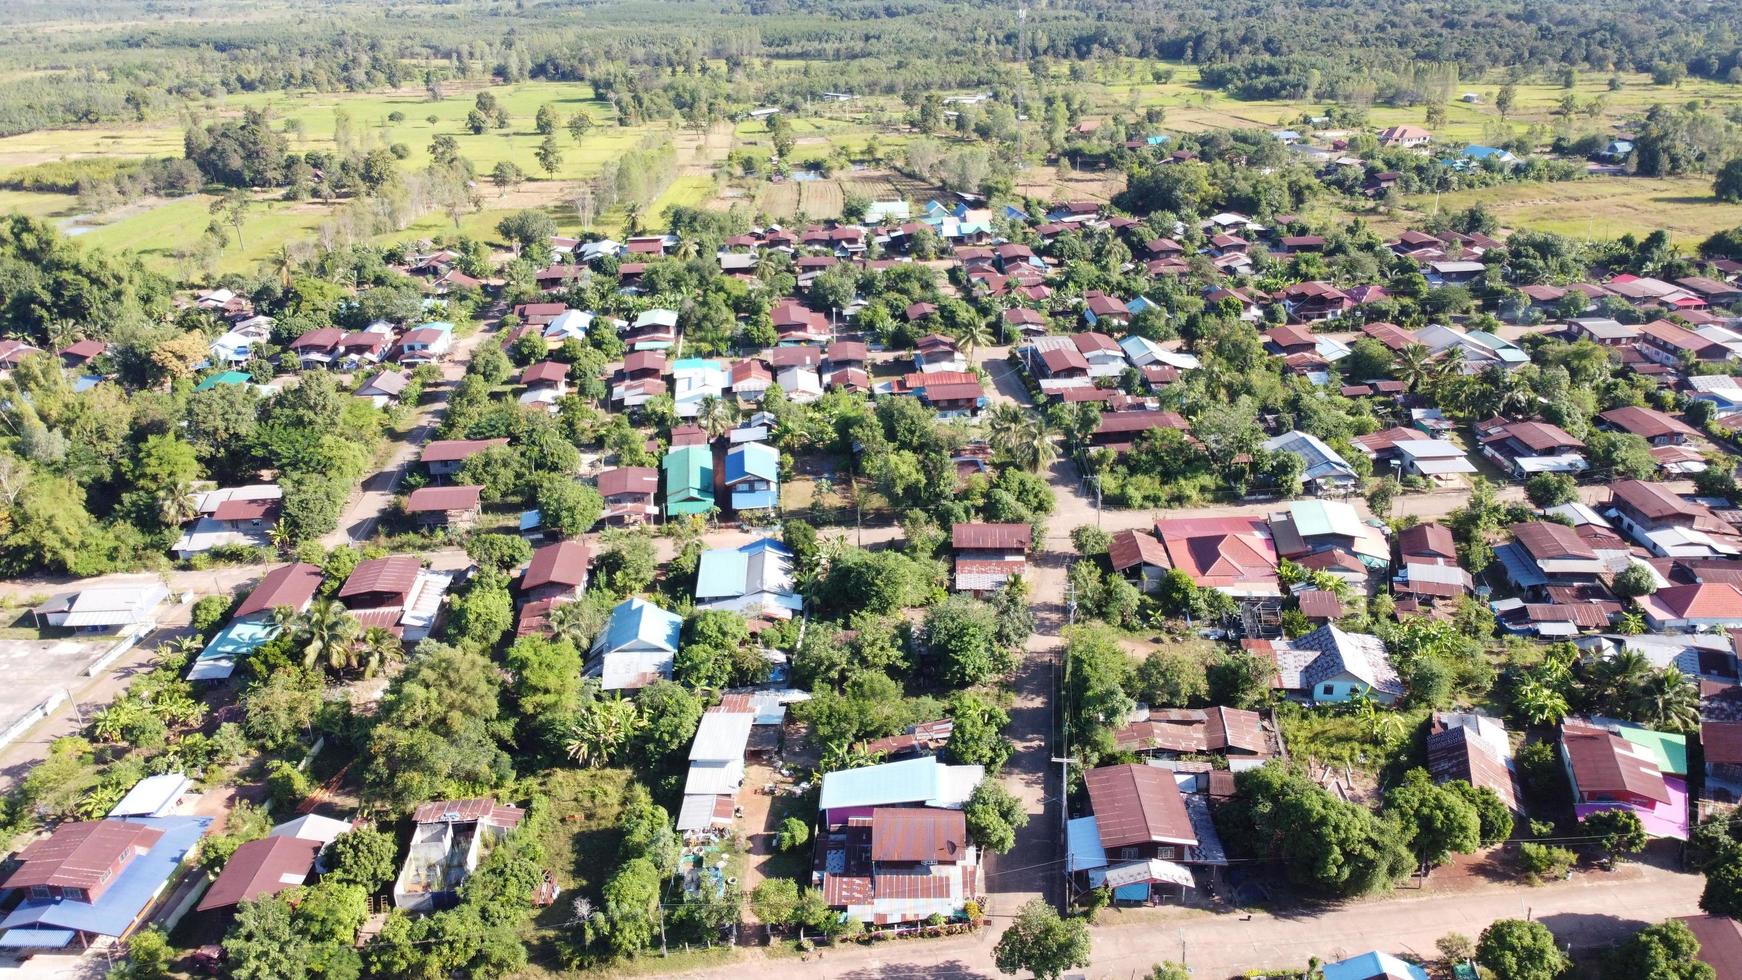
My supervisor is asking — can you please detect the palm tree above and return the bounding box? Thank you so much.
[159,635,203,661]
[1629,667,1700,733]
[547,600,603,650]
[622,201,642,237]
[267,523,293,554]
[696,394,738,440]
[956,317,993,362]
[1590,649,1652,712]
[355,627,403,679]
[1019,415,1060,473]
[1394,343,1432,393]
[297,598,361,674]
[1614,611,1647,635]
[984,403,1028,459]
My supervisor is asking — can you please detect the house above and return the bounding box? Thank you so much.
[681,705,755,835]
[662,444,715,517]
[775,363,825,403]
[1108,529,1171,593]
[728,359,773,403]
[1496,520,1614,592]
[952,522,1031,594]
[671,358,728,418]
[1279,624,1403,703]
[695,538,801,620]
[396,323,454,364]
[813,800,982,925]
[1072,332,1128,377]
[1391,439,1477,484]
[1475,418,1587,477]
[0,816,211,950]
[188,562,323,681]
[1597,405,1700,446]
[290,327,343,368]
[171,484,282,557]
[404,485,483,531]
[1414,324,1529,373]
[1638,319,1733,366]
[336,556,454,642]
[32,583,170,634]
[355,370,411,408]
[1262,430,1360,494]
[1687,374,1742,413]
[1393,523,1472,606]
[1268,500,1391,573]
[1378,125,1431,148]
[1071,764,1212,903]
[626,309,680,350]
[1112,706,1280,762]
[107,774,192,820]
[197,835,322,915]
[817,756,984,825]
[519,540,589,604]
[1155,516,1280,597]
[1427,711,1520,813]
[234,562,323,623]
[597,467,659,525]
[1561,720,1688,839]
[1264,323,1317,355]
[336,330,390,368]
[1606,480,1739,559]
[393,799,526,913]
[914,333,967,373]
[1090,410,1189,453]
[421,438,508,480]
[1679,276,1742,306]
[589,597,681,691]
[724,442,780,512]
[1320,952,1429,980]
[1565,317,1638,346]
[1640,583,1742,631]
[519,360,570,397]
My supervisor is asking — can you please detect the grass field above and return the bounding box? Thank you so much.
[1398,175,1733,245]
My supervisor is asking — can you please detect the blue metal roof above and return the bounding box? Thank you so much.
[696,548,750,599]
[819,756,940,810]
[0,928,74,948]
[595,597,681,656]
[1322,952,1429,980]
[1066,816,1108,872]
[725,442,779,485]
[731,490,779,511]
[1,816,210,937]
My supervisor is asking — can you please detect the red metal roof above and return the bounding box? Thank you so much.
[339,555,421,600]
[522,539,589,592]
[1561,722,1670,803]
[421,438,509,463]
[196,836,321,911]
[598,466,658,497]
[520,361,569,385]
[411,797,526,827]
[212,497,279,522]
[952,523,1031,550]
[869,807,967,862]
[235,563,323,619]
[1704,721,1742,765]
[1108,529,1170,572]
[1398,522,1456,561]
[405,485,483,513]
[3,821,164,891]
[1084,764,1197,848]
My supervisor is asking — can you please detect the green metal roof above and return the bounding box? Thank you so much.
[1616,725,1687,776]
[662,444,713,514]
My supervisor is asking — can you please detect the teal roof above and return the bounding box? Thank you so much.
[725,442,779,485]
[1323,952,1428,980]
[595,597,681,656]
[819,756,939,810]
[189,619,279,681]
[1616,725,1688,776]
[1289,499,1361,539]
[195,371,250,391]
[663,444,714,514]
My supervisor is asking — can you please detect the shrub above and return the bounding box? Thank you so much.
[1517,841,1576,882]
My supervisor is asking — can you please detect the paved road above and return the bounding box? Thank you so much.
[667,861,1703,979]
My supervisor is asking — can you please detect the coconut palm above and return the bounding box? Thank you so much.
[355,627,403,679]
[1628,667,1700,733]
[1394,343,1432,393]
[984,403,1029,459]
[622,202,642,237]
[297,598,361,674]
[547,599,604,650]
[1589,649,1653,712]
[955,317,993,361]
[696,394,738,440]
[1018,416,1061,473]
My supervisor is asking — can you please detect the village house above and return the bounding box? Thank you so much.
[1605,480,1740,559]
[0,816,212,951]
[1272,624,1403,704]
[355,370,410,408]
[1068,763,1223,905]
[1154,516,1281,598]
[589,597,682,692]
[1561,720,1688,839]
[1108,528,1171,593]
[662,443,715,518]
[171,484,282,558]
[197,835,322,919]
[1262,430,1360,494]
[33,583,171,635]
[1596,405,1700,446]
[1111,706,1282,762]
[695,538,802,620]
[723,441,780,512]
[518,539,590,605]
[951,522,1031,594]
[421,438,508,481]
[1090,410,1190,453]
[1475,418,1588,477]
[1378,124,1431,148]
[597,466,659,525]
[1638,319,1733,366]
[813,757,985,925]
[393,799,526,913]
[1427,711,1521,813]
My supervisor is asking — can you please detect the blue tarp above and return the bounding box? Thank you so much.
[819,757,940,811]
[1,816,209,937]
[189,619,279,681]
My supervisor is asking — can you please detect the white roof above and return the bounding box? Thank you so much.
[270,814,354,845]
[690,712,755,762]
[634,309,679,329]
[108,773,190,818]
[1393,439,1465,460]
[684,758,745,796]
